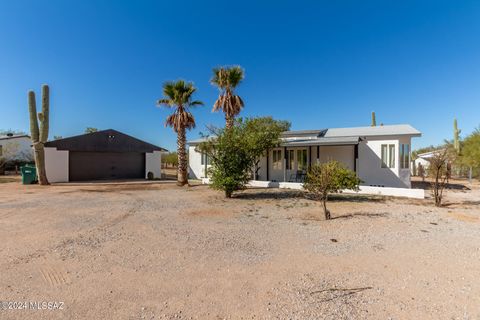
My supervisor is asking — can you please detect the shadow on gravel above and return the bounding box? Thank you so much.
[234,190,305,200]
[310,286,373,303]
[412,181,470,191]
[235,190,386,203]
[331,212,389,220]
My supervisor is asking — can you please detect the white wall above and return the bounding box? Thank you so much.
[318,145,355,170]
[0,137,33,162]
[145,151,162,179]
[357,136,412,188]
[188,145,210,179]
[45,147,69,183]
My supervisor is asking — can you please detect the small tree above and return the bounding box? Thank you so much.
[460,127,480,180]
[85,127,98,134]
[304,161,361,220]
[199,117,288,198]
[427,149,451,207]
[0,142,20,174]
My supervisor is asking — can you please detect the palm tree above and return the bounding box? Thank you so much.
[211,66,245,129]
[157,80,203,186]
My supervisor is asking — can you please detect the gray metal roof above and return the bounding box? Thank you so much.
[281,129,327,138]
[188,124,421,145]
[324,124,421,138]
[281,136,361,147]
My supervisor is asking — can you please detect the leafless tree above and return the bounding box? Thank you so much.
[427,149,452,207]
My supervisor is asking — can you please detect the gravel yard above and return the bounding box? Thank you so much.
[0,177,479,319]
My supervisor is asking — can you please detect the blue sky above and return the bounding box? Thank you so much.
[0,0,479,151]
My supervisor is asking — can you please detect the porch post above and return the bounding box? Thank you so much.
[309,146,312,169]
[354,144,359,173]
[284,147,287,182]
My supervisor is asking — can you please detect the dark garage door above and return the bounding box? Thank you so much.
[69,152,145,181]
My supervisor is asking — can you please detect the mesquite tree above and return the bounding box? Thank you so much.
[28,85,50,185]
[304,161,361,220]
[427,149,451,207]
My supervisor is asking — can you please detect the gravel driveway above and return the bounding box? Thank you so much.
[0,178,479,319]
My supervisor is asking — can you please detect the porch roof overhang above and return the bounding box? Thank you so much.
[280,136,361,147]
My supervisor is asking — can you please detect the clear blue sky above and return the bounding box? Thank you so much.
[1,0,479,151]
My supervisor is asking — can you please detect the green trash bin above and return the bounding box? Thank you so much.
[21,165,37,185]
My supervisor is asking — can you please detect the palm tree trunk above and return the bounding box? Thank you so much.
[177,127,188,186]
[225,114,234,130]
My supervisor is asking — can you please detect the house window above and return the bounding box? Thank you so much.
[381,145,388,168]
[381,144,395,168]
[297,149,307,171]
[200,153,210,165]
[286,150,294,170]
[400,144,410,169]
[388,144,395,168]
[272,150,282,170]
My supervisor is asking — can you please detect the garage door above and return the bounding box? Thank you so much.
[69,152,145,181]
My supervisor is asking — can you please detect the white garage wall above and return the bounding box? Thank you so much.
[45,147,69,183]
[145,151,162,179]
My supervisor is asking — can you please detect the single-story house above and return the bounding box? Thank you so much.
[413,150,440,172]
[0,133,34,163]
[44,129,167,182]
[188,124,421,189]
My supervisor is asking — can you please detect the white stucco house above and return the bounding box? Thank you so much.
[188,124,422,196]
[0,134,34,163]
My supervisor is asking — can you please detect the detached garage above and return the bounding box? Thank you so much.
[44,129,167,183]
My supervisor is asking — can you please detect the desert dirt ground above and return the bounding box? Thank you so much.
[0,176,479,320]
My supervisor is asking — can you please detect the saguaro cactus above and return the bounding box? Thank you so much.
[453,118,460,154]
[371,111,376,127]
[28,85,50,185]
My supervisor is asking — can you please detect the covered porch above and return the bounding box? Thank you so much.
[256,136,361,183]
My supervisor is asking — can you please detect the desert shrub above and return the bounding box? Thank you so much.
[304,161,361,220]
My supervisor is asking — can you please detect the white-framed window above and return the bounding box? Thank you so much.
[286,150,294,170]
[297,149,307,171]
[272,150,282,170]
[200,153,210,165]
[389,144,395,168]
[381,144,395,168]
[400,144,410,169]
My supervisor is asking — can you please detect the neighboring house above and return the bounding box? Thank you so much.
[413,149,446,175]
[0,133,34,163]
[188,124,421,189]
[44,129,167,183]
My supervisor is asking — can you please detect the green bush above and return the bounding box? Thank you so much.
[304,161,361,220]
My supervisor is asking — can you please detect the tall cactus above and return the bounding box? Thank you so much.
[28,85,50,185]
[453,118,460,154]
[371,111,376,127]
